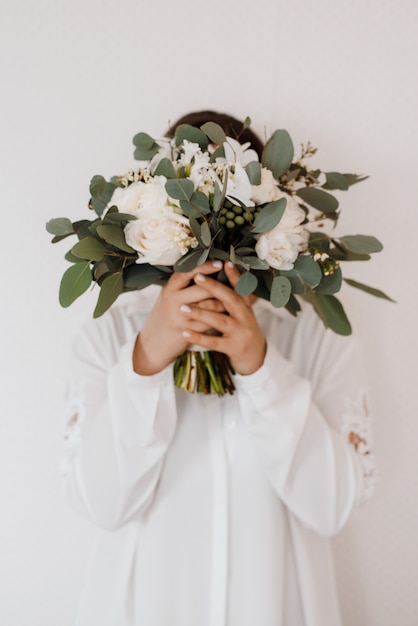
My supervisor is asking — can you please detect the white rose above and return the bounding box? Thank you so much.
[255,195,308,270]
[251,167,282,205]
[109,176,169,216]
[124,208,197,266]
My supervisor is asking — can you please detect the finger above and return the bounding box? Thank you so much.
[181,306,232,336]
[166,260,223,292]
[182,328,226,353]
[195,298,225,313]
[223,261,241,288]
[193,272,247,318]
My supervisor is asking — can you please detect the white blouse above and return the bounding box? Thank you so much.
[62,287,375,626]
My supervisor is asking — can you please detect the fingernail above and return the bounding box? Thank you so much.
[182,330,192,338]
[227,261,234,269]
[212,260,222,269]
[195,273,206,282]
[180,304,191,313]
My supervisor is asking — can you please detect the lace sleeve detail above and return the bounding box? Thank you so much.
[339,388,377,503]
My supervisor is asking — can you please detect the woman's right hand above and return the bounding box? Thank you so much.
[132,260,224,375]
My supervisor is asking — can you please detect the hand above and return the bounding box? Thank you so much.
[180,262,267,376]
[133,260,224,375]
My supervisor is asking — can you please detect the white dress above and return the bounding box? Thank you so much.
[62,287,376,626]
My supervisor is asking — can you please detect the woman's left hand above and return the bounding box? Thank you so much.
[181,262,267,376]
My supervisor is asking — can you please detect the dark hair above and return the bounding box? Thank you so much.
[167,110,264,159]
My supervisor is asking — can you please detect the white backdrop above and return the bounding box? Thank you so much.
[1,0,417,624]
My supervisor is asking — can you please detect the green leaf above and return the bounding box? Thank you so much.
[165,178,194,202]
[323,172,349,191]
[198,248,210,265]
[246,161,262,185]
[252,198,287,234]
[200,221,212,247]
[175,124,208,151]
[93,272,123,318]
[123,264,169,289]
[281,256,322,294]
[71,237,106,261]
[46,218,74,236]
[271,275,291,307]
[344,278,395,302]
[96,224,136,253]
[342,173,369,186]
[235,271,258,296]
[262,129,294,178]
[132,132,159,160]
[154,158,177,179]
[200,122,226,145]
[89,179,118,217]
[59,262,92,308]
[337,235,383,254]
[243,116,251,129]
[305,293,352,335]
[104,211,137,224]
[241,256,269,270]
[315,267,342,294]
[89,175,107,198]
[213,172,228,212]
[180,191,211,218]
[210,248,230,262]
[296,187,339,213]
[209,145,225,162]
[173,248,203,272]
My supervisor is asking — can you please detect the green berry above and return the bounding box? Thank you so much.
[219,216,226,225]
[233,205,243,214]
[234,216,245,226]
[226,220,235,229]
[226,211,235,220]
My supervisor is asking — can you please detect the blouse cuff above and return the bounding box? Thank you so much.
[233,341,295,394]
[119,335,174,389]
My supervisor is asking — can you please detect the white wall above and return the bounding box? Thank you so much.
[1,0,416,624]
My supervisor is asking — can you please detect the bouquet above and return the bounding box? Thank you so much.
[47,119,391,396]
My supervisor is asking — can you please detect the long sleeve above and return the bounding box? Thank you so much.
[234,308,376,538]
[61,308,178,531]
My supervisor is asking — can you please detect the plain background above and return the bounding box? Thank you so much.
[1,0,417,624]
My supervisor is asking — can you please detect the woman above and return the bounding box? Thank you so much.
[62,112,375,626]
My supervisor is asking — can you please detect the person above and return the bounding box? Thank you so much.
[61,112,376,626]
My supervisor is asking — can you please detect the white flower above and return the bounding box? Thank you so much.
[223,136,259,167]
[251,167,282,205]
[109,175,169,216]
[124,208,197,266]
[255,194,308,270]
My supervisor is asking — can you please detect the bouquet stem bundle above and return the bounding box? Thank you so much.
[173,350,235,396]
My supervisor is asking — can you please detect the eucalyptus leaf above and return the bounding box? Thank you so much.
[342,173,369,186]
[200,122,226,145]
[46,218,74,236]
[337,235,383,254]
[173,248,203,272]
[296,187,339,213]
[165,178,194,202]
[89,175,107,198]
[96,224,136,253]
[246,161,262,185]
[285,294,302,316]
[235,272,258,296]
[315,267,342,294]
[72,237,106,261]
[198,248,210,265]
[59,262,92,308]
[210,248,230,261]
[65,250,81,263]
[200,221,212,247]
[271,275,291,307]
[93,272,123,318]
[213,172,228,213]
[89,180,118,217]
[132,132,159,160]
[190,191,210,214]
[209,145,225,162]
[124,264,169,289]
[241,256,269,270]
[104,212,137,224]
[305,293,352,335]
[154,158,177,179]
[243,116,251,129]
[323,172,349,190]
[262,129,294,178]
[175,124,208,151]
[344,278,395,301]
[252,198,287,234]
